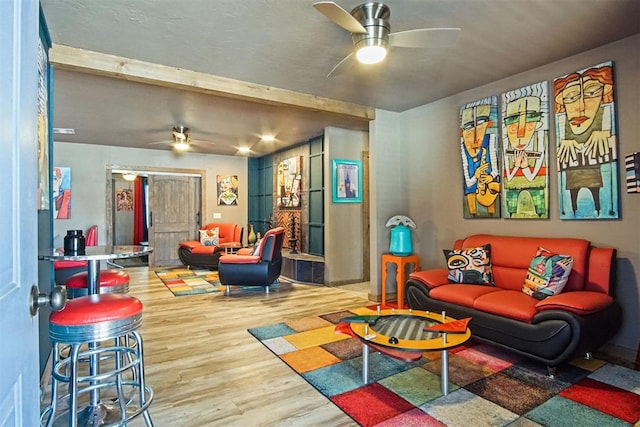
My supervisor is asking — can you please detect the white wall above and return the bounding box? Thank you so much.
[389,34,639,355]
[53,142,248,247]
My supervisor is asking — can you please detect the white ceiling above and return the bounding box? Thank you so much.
[41,0,639,156]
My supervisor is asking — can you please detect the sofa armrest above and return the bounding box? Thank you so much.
[408,269,449,289]
[179,240,201,249]
[219,254,260,264]
[535,291,614,316]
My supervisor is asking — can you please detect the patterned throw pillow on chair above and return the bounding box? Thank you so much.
[522,247,573,299]
[443,244,494,285]
[199,228,220,246]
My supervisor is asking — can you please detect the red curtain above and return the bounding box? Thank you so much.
[133,176,145,245]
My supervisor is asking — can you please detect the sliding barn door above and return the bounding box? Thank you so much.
[148,175,201,267]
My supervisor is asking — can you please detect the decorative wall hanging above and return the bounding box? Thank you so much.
[554,61,619,219]
[332,159,362,203]
[277,156,302,208]
[459,96,501,218]
[216,175,238,206]
[116,189,134,211]
[53,167,71,219]
[37,38,50,210]
[501,81,549,218]
[625,152,640,193]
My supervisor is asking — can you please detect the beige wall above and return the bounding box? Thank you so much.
[325,126,369,284]
[53,142,248,248]
[373,34,639,355]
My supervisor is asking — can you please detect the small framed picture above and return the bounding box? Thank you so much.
[332,159,362,203]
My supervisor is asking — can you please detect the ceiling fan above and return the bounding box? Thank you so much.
[149,126,216,151]
[313,1,461,77]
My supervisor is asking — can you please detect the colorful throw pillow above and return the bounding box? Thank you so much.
[443,244,494,285]
[199,228,219,247]
[522,247,573,299]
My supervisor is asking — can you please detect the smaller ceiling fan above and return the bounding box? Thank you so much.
[149,126,216,151]
[313,1,461,77]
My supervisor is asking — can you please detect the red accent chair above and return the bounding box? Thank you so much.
[178,223,243,269]
[218,227,285,294]
[53,225,98,285]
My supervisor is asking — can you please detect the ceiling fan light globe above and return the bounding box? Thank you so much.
[356,45,387,64]
[174,141,190,151]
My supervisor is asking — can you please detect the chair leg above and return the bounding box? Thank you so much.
[225,285,231,295]
[265,285,270,294]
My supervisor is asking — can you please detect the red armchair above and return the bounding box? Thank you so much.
[218,227,285,294]
[178,223,243,269]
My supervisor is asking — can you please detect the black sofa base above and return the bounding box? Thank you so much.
[406,280,622,367]
[178,246,224,270]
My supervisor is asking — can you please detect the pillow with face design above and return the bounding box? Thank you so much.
[443,244,494,286]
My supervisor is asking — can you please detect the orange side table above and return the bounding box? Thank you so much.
[381,253,420,309]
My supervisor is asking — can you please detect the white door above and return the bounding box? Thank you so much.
[0,0,42,425]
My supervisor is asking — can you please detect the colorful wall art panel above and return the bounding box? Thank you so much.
[217,175,239,205]
[277,156,302,208]
[116,189,134,211]
[625,152,640,193]
[501,81,549,218]
[459,96,501,218]
[554,61,619,219]
[53,167,71,219]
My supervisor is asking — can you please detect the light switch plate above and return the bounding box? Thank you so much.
[213,212,222,219]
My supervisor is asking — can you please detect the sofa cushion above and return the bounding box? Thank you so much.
[199,228,220,246]
[460,234,589,292]
[522,247,573,299]
[443,244,494,285]
[535,291,614,316]
[429,284,499,307]
[473,290,539,323]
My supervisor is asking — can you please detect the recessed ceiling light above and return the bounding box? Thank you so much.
[238,147,251,154]
[53,128,76,135]
[261,135,275,142]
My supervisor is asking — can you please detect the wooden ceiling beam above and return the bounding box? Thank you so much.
[49,44,375,122]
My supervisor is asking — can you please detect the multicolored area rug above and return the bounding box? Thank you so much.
[155,267,290,296]
[248,305,640,427]
[155,267,222,296]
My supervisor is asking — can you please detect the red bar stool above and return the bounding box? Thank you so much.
[65,270,130,298]
[41,294,153,427]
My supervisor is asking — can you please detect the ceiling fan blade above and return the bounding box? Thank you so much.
[313,2,367,34]
[327,52,356,78]
[389,28,461,49]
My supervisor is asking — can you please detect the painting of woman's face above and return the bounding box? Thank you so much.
[560,77,605,135]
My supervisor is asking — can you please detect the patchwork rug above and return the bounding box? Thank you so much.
[155,267,222,296]
[248,305,640,427]
[155,267,290,296]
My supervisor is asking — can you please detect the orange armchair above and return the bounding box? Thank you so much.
[178,223,243,269]
[218,227,285,293]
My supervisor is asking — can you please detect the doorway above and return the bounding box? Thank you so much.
[106,166,204,267]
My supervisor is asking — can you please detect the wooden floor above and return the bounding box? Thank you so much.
[45,268,373,426]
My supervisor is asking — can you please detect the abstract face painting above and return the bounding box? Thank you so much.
[501,82,549,218]
[459,96,501,218]
[554,61,619,219]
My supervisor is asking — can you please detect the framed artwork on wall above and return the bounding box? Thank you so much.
[332,159,362,203]
[53,167,71,219]
[459,96,501,218]
[625,152,640,193]
[501,81,550,219]
[554,61,619,219]
[217,175,239,205]
[277,156,302,208]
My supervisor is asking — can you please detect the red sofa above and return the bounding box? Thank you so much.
[178,223,243,269]
[405,234,622,371]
